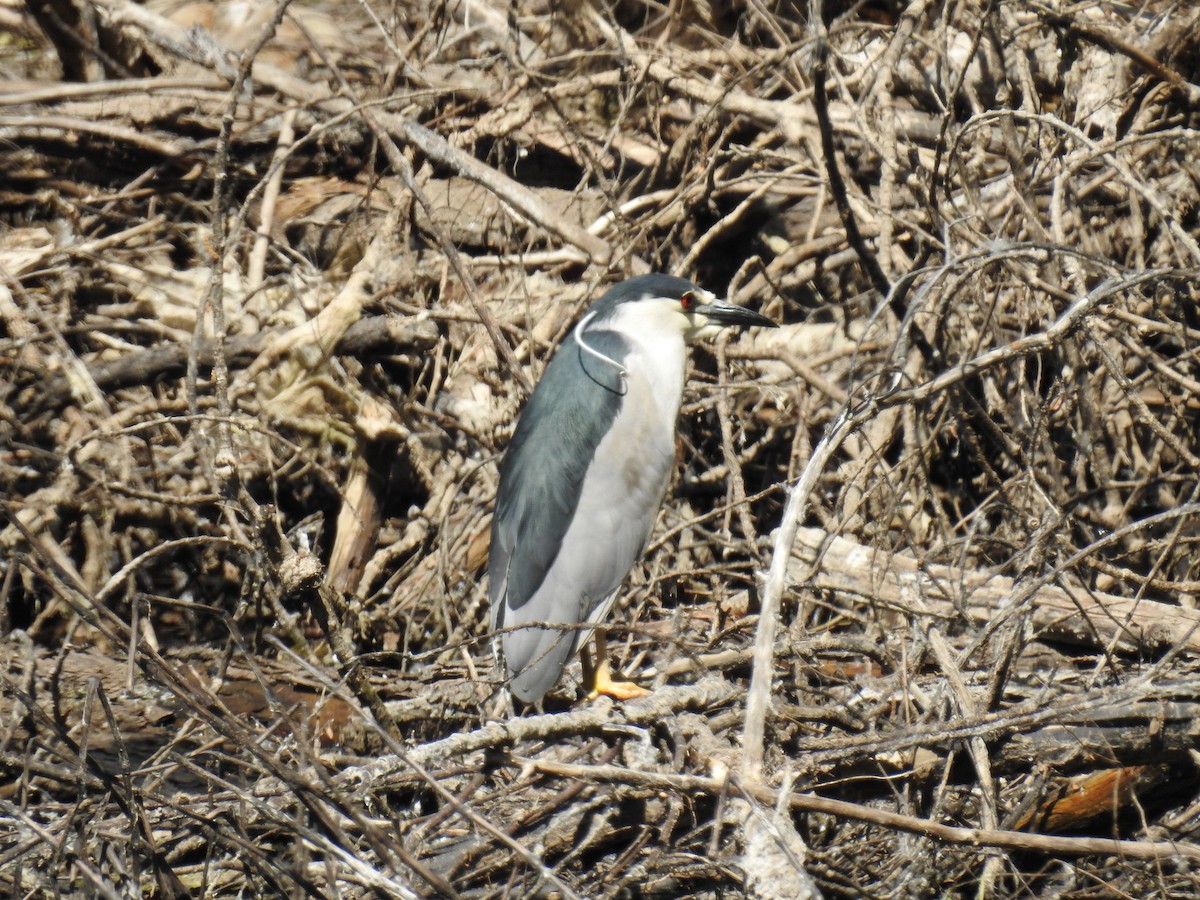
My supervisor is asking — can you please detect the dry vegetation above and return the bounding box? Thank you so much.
[4,0,1200,896]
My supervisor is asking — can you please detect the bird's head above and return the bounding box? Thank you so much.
[589,273,777,344]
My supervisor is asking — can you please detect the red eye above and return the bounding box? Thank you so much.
[681,291,696,311]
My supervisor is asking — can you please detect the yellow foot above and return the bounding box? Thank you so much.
[583,654,649,701]
[586,675,649,701]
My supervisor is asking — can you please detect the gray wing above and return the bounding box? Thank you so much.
[488,330,629,630]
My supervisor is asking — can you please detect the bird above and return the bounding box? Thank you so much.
[488,273,777,704]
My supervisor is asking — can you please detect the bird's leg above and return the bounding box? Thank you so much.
[583,630,648,701]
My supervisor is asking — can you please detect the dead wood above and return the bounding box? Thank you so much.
[787,526,1200,656]
[4,0,1200,897]
[32,313,439,412]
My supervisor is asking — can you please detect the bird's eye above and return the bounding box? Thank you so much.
[680,291,697,311]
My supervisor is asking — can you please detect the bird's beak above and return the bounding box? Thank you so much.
[694,299,778,330]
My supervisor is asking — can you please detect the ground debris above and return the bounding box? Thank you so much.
[3,1,1200,896]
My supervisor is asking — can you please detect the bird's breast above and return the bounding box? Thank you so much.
[610,343,686,486]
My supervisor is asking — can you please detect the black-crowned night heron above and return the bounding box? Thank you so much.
[488,273,777,704]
